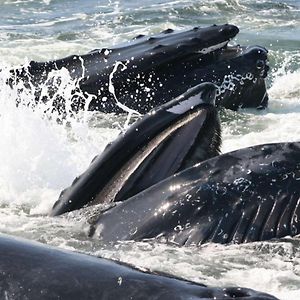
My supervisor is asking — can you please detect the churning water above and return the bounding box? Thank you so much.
[0,0,300,299]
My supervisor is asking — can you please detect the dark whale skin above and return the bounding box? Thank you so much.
[10,24,269,114]
[0,234,278,300]
[91,142,300,246]
[51,83,221,216]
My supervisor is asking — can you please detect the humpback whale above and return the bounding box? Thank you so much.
[51,82,221,216]
[90,142,300,245]
[10,24,269,114]
[0,234,277,300]
[49,82,299,246]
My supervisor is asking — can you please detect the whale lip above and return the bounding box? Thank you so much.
[116,23,239,51]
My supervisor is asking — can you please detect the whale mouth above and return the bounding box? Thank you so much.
[195,40,229,54]
[10,24,240,116]
[50,83,221,216]
[9,24,269,115]
[91,108,210,205]
[90,142,300,250]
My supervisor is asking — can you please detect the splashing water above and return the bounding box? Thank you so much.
[0,63,118,214]
[108,60,142,131]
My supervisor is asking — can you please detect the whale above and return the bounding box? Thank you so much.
[48,82,299,246]
[0,234,278,299]
[51,82,221,216]
[90,142,300,245]
[10,24,269,115]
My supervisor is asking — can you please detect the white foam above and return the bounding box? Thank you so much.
[269,70,300,100]
[92,240,300,300]
[222,108,300,153]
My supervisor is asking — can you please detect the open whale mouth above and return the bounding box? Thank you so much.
[195,40,229,54]
[8,24,270,114]
[9,23,270,114]
[10,24,240,116]
[50,82,221,216]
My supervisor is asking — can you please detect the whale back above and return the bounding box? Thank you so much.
[0,234,278,300]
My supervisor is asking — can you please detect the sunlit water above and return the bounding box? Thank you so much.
[0,0,300,299]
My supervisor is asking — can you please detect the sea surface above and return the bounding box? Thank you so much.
[0,0,300,299]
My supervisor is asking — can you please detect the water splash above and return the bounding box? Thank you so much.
[269,50,300,100]
[0,64,117,214]
[108,61,142,131]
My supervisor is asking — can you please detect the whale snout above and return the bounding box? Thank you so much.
[199,82,218,105]
[239,46,269,79]
[218,24,240,38]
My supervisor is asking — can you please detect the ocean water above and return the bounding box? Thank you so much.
[0,0,300,299]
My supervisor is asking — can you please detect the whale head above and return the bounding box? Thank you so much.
[214,45,269,110]
[50,82,221,216]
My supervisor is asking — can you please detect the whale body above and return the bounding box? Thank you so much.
[10,24,269,114]
[90,142,300,245]
[0,234,278,300]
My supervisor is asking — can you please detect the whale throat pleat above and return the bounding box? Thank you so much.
[90,110,207,206]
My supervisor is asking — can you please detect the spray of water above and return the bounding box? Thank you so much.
[108,61,142,131]
[0,63,117,215]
